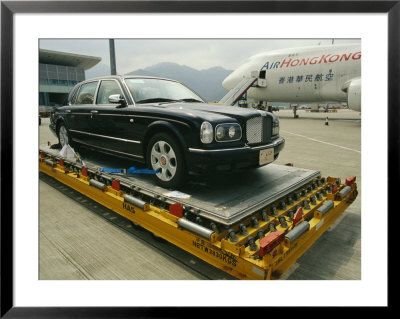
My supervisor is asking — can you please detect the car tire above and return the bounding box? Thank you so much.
[57,122,72,148]
[146,132,187,188]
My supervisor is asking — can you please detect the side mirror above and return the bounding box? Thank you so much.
[109,94,127,107]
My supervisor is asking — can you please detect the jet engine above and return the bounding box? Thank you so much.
[345,77,361,112]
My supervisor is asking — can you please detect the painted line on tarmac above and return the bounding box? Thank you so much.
[281,130,361,153]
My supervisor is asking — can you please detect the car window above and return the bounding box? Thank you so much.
[125,78,205,104]
[75,81,98,105]
[96,80,123,105]
[69,86,80,105]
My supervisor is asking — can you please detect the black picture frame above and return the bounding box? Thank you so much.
[1,1,396,317]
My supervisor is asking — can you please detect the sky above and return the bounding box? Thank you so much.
[39,38,360,75]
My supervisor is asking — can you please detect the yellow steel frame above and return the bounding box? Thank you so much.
[39,154,358,280]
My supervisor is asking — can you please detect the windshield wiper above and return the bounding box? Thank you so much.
[136,98,180,104]
[179,98,203,103]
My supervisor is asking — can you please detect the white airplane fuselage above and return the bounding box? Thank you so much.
[222,44,361,111]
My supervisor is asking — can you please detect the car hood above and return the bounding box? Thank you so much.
[150,102,266,122]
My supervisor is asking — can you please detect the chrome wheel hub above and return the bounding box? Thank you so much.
[150,141,177,182]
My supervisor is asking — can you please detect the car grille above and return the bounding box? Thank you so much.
[246,116,272,145]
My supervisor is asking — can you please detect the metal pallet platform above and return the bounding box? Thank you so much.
[40,146,320,226]
[39,146,358,280]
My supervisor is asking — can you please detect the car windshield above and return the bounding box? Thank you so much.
[125,78,205,104]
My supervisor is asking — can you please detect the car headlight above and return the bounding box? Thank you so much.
[216,126,225,139]
[215,123,242,142]
[200,121,214,144]
[272,118,280,136]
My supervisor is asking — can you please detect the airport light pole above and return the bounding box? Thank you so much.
[109,39,117,75]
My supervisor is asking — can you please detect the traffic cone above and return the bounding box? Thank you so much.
[325,117,329,126]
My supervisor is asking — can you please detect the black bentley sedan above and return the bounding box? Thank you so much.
[50,76,285,188]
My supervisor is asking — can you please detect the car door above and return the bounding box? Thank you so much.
[90,79,142,159]
[67,80,99,146]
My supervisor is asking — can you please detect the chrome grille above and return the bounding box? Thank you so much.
[246,116,272,145]
[246,117,263,144]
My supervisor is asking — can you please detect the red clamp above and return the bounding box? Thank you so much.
[292,207,303,227]
[259,230,285,256]
[345,176,356,186]
[81,167,88,177]
[112,179,120,191]
[169,203,183,218]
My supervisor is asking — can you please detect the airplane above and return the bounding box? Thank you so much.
[221,43,361,113]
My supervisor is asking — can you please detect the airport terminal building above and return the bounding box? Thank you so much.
[39,49,101,111]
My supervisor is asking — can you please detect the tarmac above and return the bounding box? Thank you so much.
[39,108,361,280]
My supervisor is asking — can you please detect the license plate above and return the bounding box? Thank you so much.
[259,148,274,165]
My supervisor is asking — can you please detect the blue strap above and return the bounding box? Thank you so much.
[99,168,124,173]
[99,166,159,175]
[127,166,159,175]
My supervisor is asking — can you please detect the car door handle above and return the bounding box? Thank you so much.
[65,110,71,113]
[91,110,98,114]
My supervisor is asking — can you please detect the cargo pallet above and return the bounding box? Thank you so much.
[39,147,358,280]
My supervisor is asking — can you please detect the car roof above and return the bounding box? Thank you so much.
[82,75,179,83]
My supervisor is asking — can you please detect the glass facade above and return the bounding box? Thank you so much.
[39,63,85,88]
[38,49,101,112]
[39,63,86,109]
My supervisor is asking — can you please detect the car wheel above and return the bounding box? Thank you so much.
[57,123,71,147]
[147,132,187,188]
